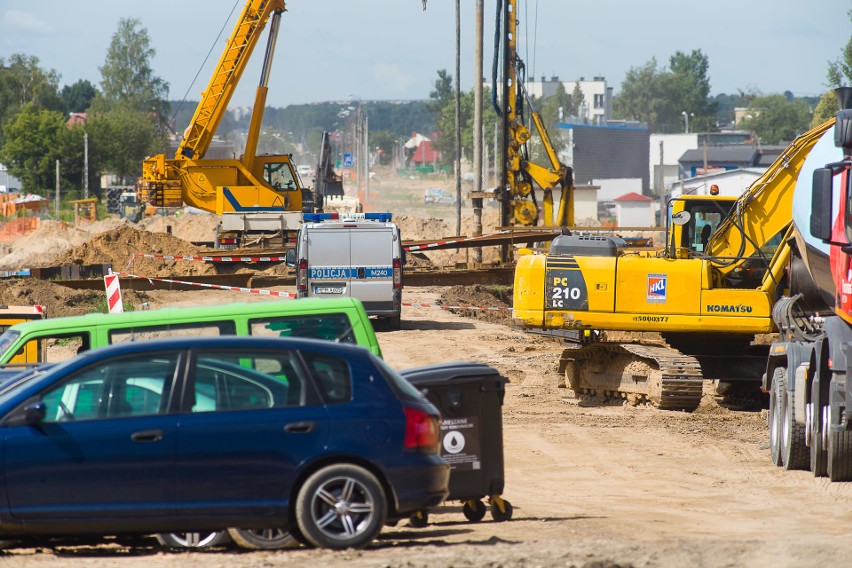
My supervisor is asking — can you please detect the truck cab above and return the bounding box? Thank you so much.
[295,213,403,330]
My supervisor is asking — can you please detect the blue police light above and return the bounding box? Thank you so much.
[362,213,392,222]
[302,213,340,222]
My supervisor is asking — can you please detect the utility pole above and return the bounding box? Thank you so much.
[454,0,462,237]
[658,141,665,227]
[55,160,60,220]
[472,0,484,263]
[83,131,89,199]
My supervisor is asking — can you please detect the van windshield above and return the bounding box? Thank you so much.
[0,329,21,360]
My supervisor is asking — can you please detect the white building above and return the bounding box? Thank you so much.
[523,76,612,125]
[649,134,699,194]
[668,168,764,199]
[614,192,655,227]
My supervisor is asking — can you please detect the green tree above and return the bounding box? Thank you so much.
[62,80,98,113]
[370,130,397,166]
[613,50,716,133]
[428,69,453,114]
[99,18,169,120]
[0,103,66,193]
[612,58,671,131]
[739,95,811,144]
[669,50,716,132]
[86,102,164,184]
[815,8,852,126]
[812,92,838,127]
[0,54,63,146]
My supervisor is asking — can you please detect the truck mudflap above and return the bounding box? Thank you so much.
[559,342,703,411]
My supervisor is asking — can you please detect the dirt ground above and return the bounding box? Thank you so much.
[0,285,850,567]
[0,181,850,566]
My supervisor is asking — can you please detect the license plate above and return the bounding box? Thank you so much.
[314,285,344,294]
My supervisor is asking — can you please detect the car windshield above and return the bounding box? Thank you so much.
[0,364,53,406]
[0,329,20,360]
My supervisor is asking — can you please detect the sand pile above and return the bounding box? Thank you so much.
[51,225,216,278]
[0,279,147,318]
[439,284,513,325]
[139,210,219,243]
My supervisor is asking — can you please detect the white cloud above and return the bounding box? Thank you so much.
[371,63,415,96]
[1,10,53,34]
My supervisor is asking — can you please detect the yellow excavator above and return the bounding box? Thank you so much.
[513,118,834,410]
[139,0,313,248]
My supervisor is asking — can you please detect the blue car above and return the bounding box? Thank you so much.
[0,336,449,550]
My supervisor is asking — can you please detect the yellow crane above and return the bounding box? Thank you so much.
[139,0,312,248]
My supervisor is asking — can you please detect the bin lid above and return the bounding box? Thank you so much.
[400,361,507,387]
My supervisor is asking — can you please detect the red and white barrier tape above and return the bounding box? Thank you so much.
[403,230,513,251]
[112,273,509,311]
[133,254,288,263]
[116,272,297,298]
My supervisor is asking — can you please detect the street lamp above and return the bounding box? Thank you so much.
[681,111,694,134]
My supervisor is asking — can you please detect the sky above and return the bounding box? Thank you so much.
[1,0,849,110]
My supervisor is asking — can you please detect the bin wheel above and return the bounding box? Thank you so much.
[462,499,487,522]
[490,498,513,522]
[408,511,429,528]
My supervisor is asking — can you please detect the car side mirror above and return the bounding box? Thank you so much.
[24,401,46,424]
[811,167,834,242]
[285,249,296,267]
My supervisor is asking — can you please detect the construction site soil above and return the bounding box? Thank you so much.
[0,204,850,567]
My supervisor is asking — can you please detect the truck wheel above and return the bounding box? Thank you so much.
[827,402,852,481]
[768,368,786,467]
[811,399,828,477]
[295,464,387,549]
[782,381,810,470]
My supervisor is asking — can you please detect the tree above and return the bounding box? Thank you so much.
[612,58,671,131]
[739,95,811,144]
[0,103,66,193]
[370,130,397,166]
[99,18,169,120]
[812,92,837,127]
[0,54,63,145]
[815,7,852,126]
[86,102,164,184]
[613,50,716,133]
[669,50,716,132]
[62,80,98,113]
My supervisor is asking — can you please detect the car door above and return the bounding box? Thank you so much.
[173,348,329,519]
[3,350,182,521]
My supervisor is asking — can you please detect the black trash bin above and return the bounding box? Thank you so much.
[401,361,512,524]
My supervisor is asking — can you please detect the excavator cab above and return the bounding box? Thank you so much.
[667,195,737,258]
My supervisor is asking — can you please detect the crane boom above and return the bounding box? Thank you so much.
[177,0,286,161]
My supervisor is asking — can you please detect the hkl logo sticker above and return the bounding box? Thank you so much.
[647,274,667,303]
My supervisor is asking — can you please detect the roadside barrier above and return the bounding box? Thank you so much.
[115,272,298,298]
[133,254,289,262]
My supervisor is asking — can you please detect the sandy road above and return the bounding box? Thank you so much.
[3,287,852,567]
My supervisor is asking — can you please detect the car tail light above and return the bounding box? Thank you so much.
[403,407,439,453]
[297,259,308,292]
[392,258,401,289]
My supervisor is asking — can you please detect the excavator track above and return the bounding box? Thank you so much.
[559,342,704,411]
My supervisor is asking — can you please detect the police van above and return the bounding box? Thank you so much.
[294,213,403,330]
